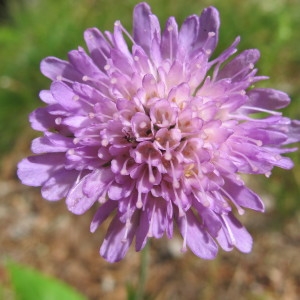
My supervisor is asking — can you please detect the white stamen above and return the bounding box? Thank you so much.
[139,121,147,129]
[88,112,95,119]
[110,78,117,84]
[55,117,62,125]
[101,139,109,146]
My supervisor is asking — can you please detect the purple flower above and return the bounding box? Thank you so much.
[17,2,300,262]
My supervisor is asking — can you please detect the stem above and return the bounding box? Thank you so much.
[134,243,149,300]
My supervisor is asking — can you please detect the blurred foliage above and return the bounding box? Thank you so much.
[0,261,87,300]
[0,0,300,214]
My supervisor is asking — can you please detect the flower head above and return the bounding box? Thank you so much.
[18,2,300,262]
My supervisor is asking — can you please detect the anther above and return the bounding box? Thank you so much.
[55,117,62,125]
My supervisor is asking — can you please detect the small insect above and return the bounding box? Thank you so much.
[123,128,136,143]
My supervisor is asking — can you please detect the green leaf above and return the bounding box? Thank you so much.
[7,262,87,300]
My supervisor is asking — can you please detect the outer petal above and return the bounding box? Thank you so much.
[216,49,260,81]
[177,210,218,259]
[84,28,111,71]
[41,169,78,201]
[90,200,118,233]
[100,214,137,262]
[194,6,220,55]
[246,88,290,111]
[40,57,82,82]
[17,153,65,187]
[133,2,160,55]
[217,213,253,253]
[29,108,57,132]
[178,15,199,55]
[223,177,265,212]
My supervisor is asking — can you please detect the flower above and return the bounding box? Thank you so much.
[17,2,300,263]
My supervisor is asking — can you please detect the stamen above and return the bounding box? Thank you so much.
[101,139,109,146]
[55,117,62,125]
[147,162,156,184]
[221,213,236,247]
[242,105,282,116]
[72,95,80,101]
[230,148,259,172]
[55,75,73,84]
[147,203,156,238]
[136,190,143,208]
[220,187,245,216]
[169,160,180,189]
[180,214,188,253]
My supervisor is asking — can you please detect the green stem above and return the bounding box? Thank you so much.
[134,243,149,300]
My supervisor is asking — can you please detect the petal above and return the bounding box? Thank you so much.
[68,47,106,80]
[177,210,218,259]
[90,200,118,233]
[39,90,56,104]
[41,169,78,201]
[100,214,136,262]
[133,2,160,56]
[217,213,253,253]
[247,88,290,111]
[50,81,81,111]
[31,132,73,154]
[178,15,199,55]
[17,153,65,187]
[83,168,114,198]
[29,107,57,132]
[84,27,111,70]
[65,171,99,214]
[217,49,260,81]
[223,177,265,212]
[194,6,220,55]
[40,57,82,82]
[160,17,178,60]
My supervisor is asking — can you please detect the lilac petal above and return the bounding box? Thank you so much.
[178,15,199,55]
[68,48,105,80]
[246,88,290,111]
[112,21,131,58]
[90,200,118,233]
[160,17,178,60]
[83,168,114,198]
[285,120,300,144]
[17,153,65,187]
[194,6,220,55]
[177,210,218,259]
[50,81,81,111]
[39,90,56,104]
[100,214,137,262]
[217,49,260,81]
[223,177,265,212]
[193,201,222,237]
[133,2,160,55]
[218,213,253,253]
[135,210,150,251]
[31,133,73,154]
[40,57,82,82]
[84,28,111,70]
[41,169,78,201]
[108,180,134,201]
[29,108,57,132]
